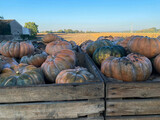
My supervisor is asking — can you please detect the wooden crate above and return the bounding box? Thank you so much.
[0,52,105,120]
[78,47,160,120]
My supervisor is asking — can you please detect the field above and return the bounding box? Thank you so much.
[37,33,160,45]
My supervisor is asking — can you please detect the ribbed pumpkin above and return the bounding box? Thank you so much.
[56,67,94,84]
[101,53,152,82]
[20,51,47,67]
[45,40,72,55]
[153,54,160,74]
[80,40,93,53]
[42,33,60,43]
[0,55,18,68]
[41,49,76,83]
[0,40,34,58]
[128,36,160,58]
[93,45,126,66]
[86,39,113,56]
[118,36,135,52]
[0,63,45,86]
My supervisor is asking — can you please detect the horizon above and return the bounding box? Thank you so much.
[0,0,160,32]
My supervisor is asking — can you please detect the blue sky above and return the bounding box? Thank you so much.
[0,0,159,32]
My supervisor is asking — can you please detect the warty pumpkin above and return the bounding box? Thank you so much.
[128,36,160,58]
[0,40,34,58]
[86,39,113,56]
[45,40,72,55]
[93,45,126,66]
[41,49,76,83]
[0,63,45,86]
[101,53,152,82]
[56,67,94,84]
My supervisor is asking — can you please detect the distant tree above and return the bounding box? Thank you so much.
[56,29,65,33]
[24,22,38,36]
[0,16,4,19]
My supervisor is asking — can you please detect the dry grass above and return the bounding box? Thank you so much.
[37,33,160,45]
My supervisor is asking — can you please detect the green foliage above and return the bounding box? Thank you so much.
[24,22,38,36]
[136,27,160,33]
[40,29,97,33]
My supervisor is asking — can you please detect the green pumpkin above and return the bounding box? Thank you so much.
[0,63,45,86]
[93,45,126,65]
[86,39,113,56]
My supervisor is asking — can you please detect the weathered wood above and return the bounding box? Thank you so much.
[0,82,104,103]
[106,115,160,120]
[106,99,160,116]
[107,82,160,98]
[0,100,104,119]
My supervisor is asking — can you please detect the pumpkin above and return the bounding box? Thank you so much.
[118,36,135,52]
[0,55,18,68]
[101,53,152,82]
[32,41,46,51]
[20,50,48,67]
[42,33,60,43]
[153,54,160,74]
[97,36,114,41]
[86,39,113,56]
[80,40,93,53]
[69,41,77,50]
[112,37,124,44]
[45,40,72,55]
[56,67,94,84]
[0,40,34,58]
[0,63,45,86]
[41,49,76,83]
[128,36,160,58]
[93,45,126,66]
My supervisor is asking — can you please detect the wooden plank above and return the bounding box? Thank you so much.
[106,115,160,120]
[107,82,160,98]
[0,100,104,119]
[106,99,160,116]
[0,83,104,103]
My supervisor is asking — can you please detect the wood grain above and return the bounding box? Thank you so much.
[0,100,104,119]
[106,99,160,116]
[106,82,160,98]
[0,83,104,103]
[106,115,160,120]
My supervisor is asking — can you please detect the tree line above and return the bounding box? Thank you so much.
[40,29,97,33]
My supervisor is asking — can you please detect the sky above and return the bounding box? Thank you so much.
[0,0,160,32]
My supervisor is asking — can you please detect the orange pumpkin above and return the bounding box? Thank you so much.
[153,54,160,74]
[0,55,18,68]
[20,51,47,67]
[128,36,160,58]
[42,33,60,43]
[41,49,76,82]
[0,63,44,86]
[45,40,72,55]
[56,67,94,84]
[101,53,152,82]
[0,40,34,58]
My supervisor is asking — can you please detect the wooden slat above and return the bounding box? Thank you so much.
[106,115,160,120]
[107,82,160,98]
[106,99,160,116]
[0,100,104,119]
[0,83,104,103]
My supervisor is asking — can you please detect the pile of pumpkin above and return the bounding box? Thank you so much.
[80,35,160,82]
[0,34,94,87]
